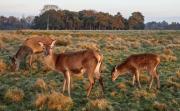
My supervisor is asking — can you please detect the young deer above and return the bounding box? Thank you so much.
[39,41,104,97]
[10,37,54,71]
[111,53,160,89]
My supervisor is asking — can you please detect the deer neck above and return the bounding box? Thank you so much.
[117,63,128,74]
[44,51,57,70]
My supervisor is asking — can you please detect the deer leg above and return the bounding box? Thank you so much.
[65,71,71,97]
[149,75,154,89]
[149,69,155,89]
[135,70,141,88]
[62,79,67,93]
[87,75,95,97]
[155,70,160,89]
[29,54,33,67]
[132,74,136,86]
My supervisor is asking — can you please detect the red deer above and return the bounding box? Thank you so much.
[111,53,160,89]
[10,36,54,71]
[38,41,104,97]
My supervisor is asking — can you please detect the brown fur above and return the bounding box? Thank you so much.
[11,37,54,71]
[39,41,104,97]
[111,53,160,89]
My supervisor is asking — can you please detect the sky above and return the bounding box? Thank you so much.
[0,0,179,23]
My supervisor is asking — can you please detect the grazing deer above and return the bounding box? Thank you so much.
[10,37,54,71]
[111,53,160,89]
[38,40,104,97]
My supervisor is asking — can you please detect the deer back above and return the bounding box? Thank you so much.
[24,36,54,53]
[127,53,160,69]
[54,50,99,73]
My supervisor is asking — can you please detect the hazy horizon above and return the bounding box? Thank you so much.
[0,0,180,23]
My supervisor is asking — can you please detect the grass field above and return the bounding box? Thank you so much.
[0,30,180,111]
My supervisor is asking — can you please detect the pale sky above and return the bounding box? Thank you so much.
[0,0,180,23]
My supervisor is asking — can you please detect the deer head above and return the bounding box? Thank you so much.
[39,40,56,56]
[9,56,19,71]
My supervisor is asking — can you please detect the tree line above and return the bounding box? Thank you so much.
[0,9,179,30]
[0,9,145,30]
[145,21,180,30]
[32,10,145,30]
[0,16,34,30]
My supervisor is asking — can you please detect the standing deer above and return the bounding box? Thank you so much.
[38,40,104,97]
[111,53,160,89]
[10,36,54,71]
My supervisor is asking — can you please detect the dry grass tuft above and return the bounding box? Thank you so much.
[167,44,180,49]
[160,48,177,62]
[34,93,47,109]
[34,92,73,111]
[0,59,7,73]
[86,99,113,111]
[141,38,159,46]
[133,89,156,99]
[0,105,6,111]
[106,42,129,51]
[129,41,141,49]
[76,42,99,50]
[34,78,47,90]
[47,91,73,111]
[166,76,180,88]
[48,80,58,90]
[117,82,127,91]
[176,70,180,78]
[140,74,149,83]
[55,39,71,46]
[110,91,117,97]
[5,87,24,102]
[0,39,5,49]
[163,48,174,55]
[153,101,167,111]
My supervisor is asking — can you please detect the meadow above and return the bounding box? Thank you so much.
[0,30,179,111]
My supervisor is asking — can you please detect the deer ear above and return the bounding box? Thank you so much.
[50,40,56,48]
[38,42,44,47]
[115,66,118,72]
